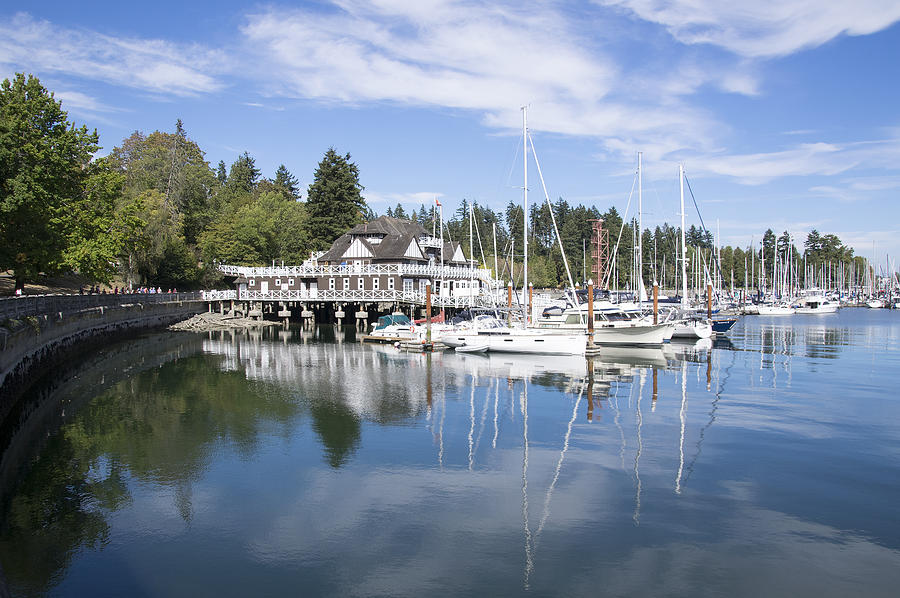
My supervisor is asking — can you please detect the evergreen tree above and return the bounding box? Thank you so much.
[216,160,227,185]
[273,164,300,200]
[305,148,366,251]
[0,73,100,290]
[227,152,261,195]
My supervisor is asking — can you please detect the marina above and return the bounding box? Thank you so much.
[1,308,899,596]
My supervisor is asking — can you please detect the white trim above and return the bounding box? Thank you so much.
[404,239,424,260]
[342,238,374,259]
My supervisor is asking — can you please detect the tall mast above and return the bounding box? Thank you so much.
[522,106,529,324]
[638,151,643,310]
[679,164,688,309]
[492,221,498,291]
[469,199,474,284]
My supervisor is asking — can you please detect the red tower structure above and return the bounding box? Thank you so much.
[590,219,611,289]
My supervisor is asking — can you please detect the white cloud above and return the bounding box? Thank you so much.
[0,13,227,96]
[239,1,734,159]
[692,137,900,185]
[55,90,121,113]
[599,0,900,57]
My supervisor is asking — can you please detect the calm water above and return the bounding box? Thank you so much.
[2,310,900,597]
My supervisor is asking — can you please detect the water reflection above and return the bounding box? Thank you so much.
[1,312,899,596]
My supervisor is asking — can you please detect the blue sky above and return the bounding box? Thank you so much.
[2,1,899,267]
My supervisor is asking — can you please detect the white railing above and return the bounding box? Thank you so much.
[202,289,237,301]
[234,288,503,308]
[217,262,500,285]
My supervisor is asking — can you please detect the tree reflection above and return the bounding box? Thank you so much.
[309,400,362,468]
[0,350,303,596]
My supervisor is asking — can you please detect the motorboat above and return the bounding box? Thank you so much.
[366,314,418,341]
[756,302,794,315]
[534,301,673,346]
[794,289,839,314]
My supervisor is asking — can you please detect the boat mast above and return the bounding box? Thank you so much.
[522,106,529,325]
[638,151,643,311]
[679,164,688,310]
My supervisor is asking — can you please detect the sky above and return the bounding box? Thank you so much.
[2,1,899,267]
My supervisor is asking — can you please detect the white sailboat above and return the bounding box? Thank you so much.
[671,164,713,339]
[447,107,589,355]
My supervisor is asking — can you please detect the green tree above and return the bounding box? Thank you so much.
[273,164,300,200]
[63,158,142,283]
[0,73,100,290]
[226,152,261,196]
[305,148,366,251]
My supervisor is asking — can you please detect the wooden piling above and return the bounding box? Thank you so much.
[653,282,659,324]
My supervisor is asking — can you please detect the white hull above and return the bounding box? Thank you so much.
[671,319,713,339]
[867,300,884,309]
[757,305,794,315]
[589,322,673,346]
[794,304,839,314]
[445,329,588,355]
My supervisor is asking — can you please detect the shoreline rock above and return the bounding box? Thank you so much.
[168,312,281,332]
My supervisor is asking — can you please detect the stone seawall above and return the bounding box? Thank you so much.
[0,299,205,430]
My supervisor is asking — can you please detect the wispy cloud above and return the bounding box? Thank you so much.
[55,90,122,114]
[598,0,900,58]
[0,12,228,96]
[239,1,740,159]
[691,137,900,185]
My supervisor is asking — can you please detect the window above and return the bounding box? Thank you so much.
[288,278,294,286]
[358,277,364,290]
[275,278,281,286]
[373,277,380,290]
[329,278,335,290]
[403,279,413,293]
[344,278,350,290]
[249,279,255,286]
[388,277,395,290]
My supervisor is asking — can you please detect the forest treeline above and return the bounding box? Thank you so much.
[1,73,865,292]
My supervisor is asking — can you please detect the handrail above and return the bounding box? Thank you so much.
[216,262,499,285]
[0,292,204,321]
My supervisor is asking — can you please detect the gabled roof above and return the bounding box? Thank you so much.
[342,237,374,260]
[318,215,471,265]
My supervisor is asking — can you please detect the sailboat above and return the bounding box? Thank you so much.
[448,107,589,355]
[671,164,713,339]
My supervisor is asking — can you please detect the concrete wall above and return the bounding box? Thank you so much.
[0,299,205,429]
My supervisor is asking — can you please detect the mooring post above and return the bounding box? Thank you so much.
[587,279,595,346]
[425,284,432,343]
[507,282,513,326]
[707,283,713,319]
[528,283,533,326]
[653,282,659,324]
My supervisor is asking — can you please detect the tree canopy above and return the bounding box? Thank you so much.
[0,73,100,289]
[305,148,366,251]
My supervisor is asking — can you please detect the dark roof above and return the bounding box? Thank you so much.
[318,215,465,264]
[348,215,427,238]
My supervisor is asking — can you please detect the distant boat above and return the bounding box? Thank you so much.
[710,317,739,334]
[867,299,884,309]
[757,303,794,315]
[794,289,839,314]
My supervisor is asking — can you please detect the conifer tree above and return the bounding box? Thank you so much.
[305,148,366,251]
